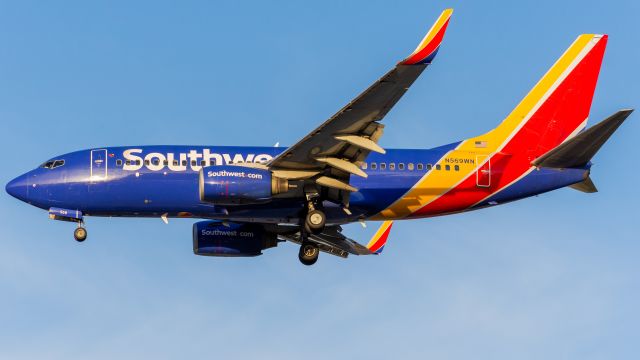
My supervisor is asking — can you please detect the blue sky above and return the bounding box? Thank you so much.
[1,0,638,358]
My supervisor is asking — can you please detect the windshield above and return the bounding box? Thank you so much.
[41,159,65,169]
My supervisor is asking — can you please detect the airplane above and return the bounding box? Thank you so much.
[5,9,633,265]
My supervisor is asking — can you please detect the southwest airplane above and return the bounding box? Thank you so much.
[6,9,632,265]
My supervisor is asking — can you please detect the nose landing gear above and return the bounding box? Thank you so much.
[74,224,87,242]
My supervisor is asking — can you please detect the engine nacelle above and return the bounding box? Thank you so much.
[192,221,278,257]
[199,165,289,205]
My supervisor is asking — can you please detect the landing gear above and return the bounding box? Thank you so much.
[303,189,326,234]
[74,225,87,242]
[305,209,326,234]
[298,242,319,266]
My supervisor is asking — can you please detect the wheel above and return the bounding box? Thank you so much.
[298,243,319,266]
[74,227,87,242]
[304,209,326,234]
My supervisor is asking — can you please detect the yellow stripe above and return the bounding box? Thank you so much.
[374,34,599,220]
[410,9,453,56]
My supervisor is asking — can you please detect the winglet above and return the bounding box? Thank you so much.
[366,221,393,254]
[401,9,453,65]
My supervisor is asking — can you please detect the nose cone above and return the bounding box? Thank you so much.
[6,174,29,202]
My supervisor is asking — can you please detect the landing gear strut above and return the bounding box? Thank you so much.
[298,242,319,266]
[74,224,87,242]
[303,190,326,234]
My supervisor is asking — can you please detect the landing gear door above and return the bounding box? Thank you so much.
[90,149,108,181]
[476,154,491,188]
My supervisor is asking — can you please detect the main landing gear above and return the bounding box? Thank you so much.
[74,223,87,242]
[303,191,326,234]
[298,242,319,266]
[296,188,326,266]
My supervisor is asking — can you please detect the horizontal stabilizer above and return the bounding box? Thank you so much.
[569,175,598,193]
[532,109,633,169]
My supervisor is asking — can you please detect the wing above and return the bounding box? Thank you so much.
[268,9,453,204]
[280,221,394,258]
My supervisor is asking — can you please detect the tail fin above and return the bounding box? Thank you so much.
[533,109,633,169]
[366,221,393,254]
[461,34,608,158]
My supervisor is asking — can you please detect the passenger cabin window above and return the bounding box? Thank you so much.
[398,163,405,170]
[454,165,460,171]
[417,163,424,171]
[173,160,179,166]
[371,163,377,170]
[408,163,414,171]
[200,160,206,166]
[436,164,441,170]
[427,164,433,170]
[445,165,451,171]
[380,163,387,170]
[182,160,187,166]
[116,159,123,167]
[361,163,368,170]
[389,163,395,171]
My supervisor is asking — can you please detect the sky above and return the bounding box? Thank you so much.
[0,0,638,359]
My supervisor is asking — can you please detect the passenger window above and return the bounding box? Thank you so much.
[144,160,150,166]
[408,163,414,171]
[182,160,187,166]
[398,163,405,170]
[173,160,178,166]
[135,160,141,165]
[436,164,441,170]
[163,160,168,166]
[200,160,206,166]
[427,164,433,170]
[454,165,460,171]
[445,165,451,171]
[380,163,387,170]
[389,163,395,170]
[116,159,123,166]
[152,159,159,166]
[361,163,368,170]
[371,163,377,170]
[417,163,424,171]
[125,160,131,165]
[191,160,197,166]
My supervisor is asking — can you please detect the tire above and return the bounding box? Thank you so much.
[304,209,326,234]
[298,243,319,266]
[74,227,87,242]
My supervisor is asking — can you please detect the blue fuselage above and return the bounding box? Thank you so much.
[6,144,588,225]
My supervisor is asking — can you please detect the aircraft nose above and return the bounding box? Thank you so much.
[6,173,29,202]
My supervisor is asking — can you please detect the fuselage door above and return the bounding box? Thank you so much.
[90,149,108,181]
[476,154,491,188]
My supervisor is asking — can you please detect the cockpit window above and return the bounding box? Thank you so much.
[41,159,65,169]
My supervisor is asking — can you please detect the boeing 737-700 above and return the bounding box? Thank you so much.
[6,9,632,265]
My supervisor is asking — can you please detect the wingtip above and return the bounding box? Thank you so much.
[366,220,393,254]
[401,9,453,65]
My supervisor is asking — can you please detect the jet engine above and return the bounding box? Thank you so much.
[192,221,278,257]
[199,165,289,205]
